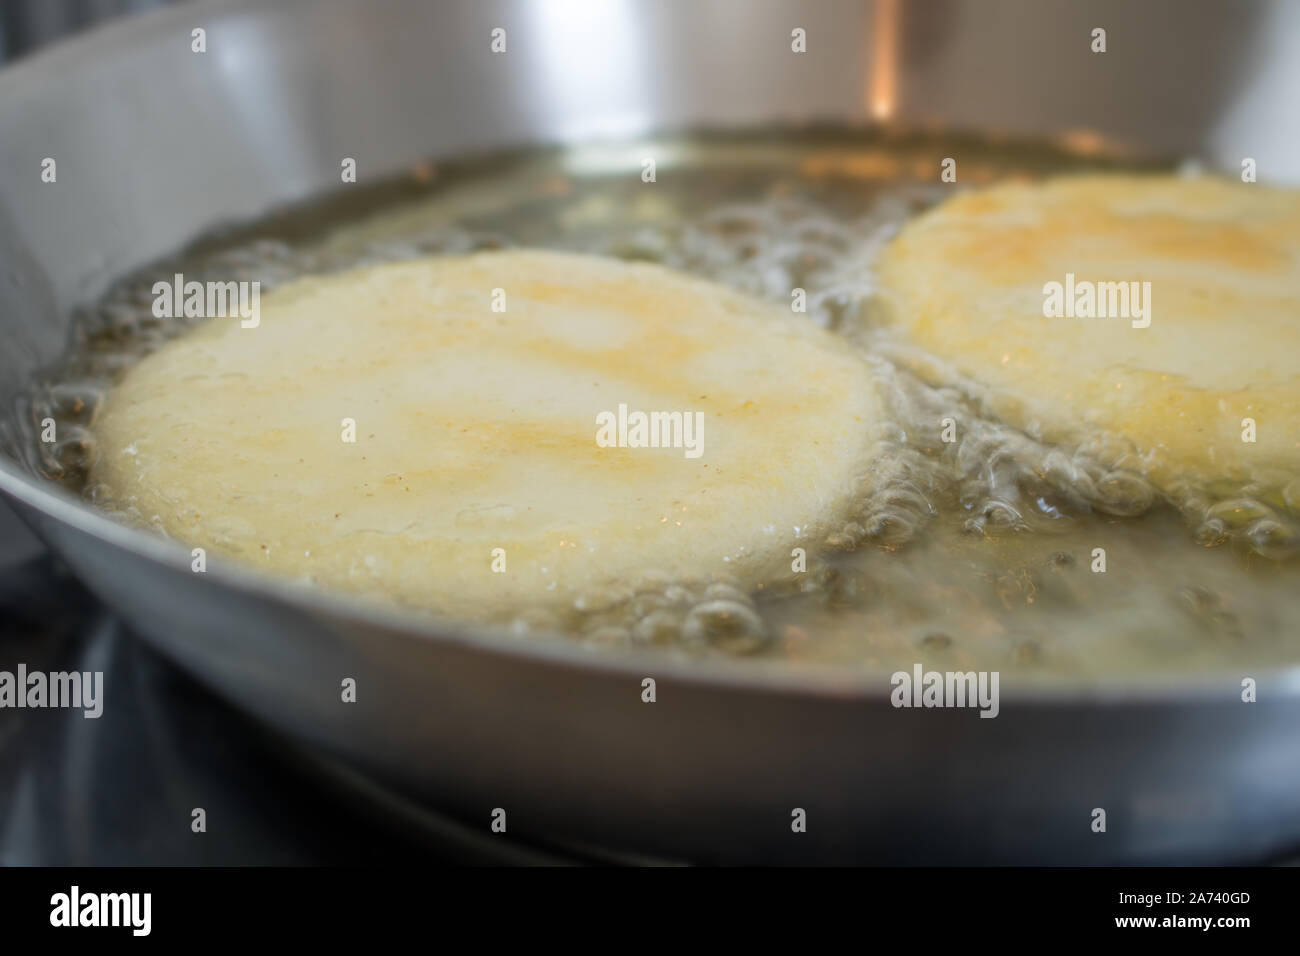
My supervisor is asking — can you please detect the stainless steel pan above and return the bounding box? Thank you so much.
[2,0,1299,864]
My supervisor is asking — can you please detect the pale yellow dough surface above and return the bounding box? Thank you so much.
[876,175,1300,502]
[94,250,885,619]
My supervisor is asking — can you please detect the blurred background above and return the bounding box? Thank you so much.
[0,0,179,64]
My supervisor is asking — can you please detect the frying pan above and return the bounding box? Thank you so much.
[2,0,1299,864]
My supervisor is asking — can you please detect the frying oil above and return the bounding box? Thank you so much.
[22,132,1300,676]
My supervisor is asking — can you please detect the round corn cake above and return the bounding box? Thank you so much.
[876,174,1300,505]
[93,249,889,619]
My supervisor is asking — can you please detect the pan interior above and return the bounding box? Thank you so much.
[14,130,1300,678]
